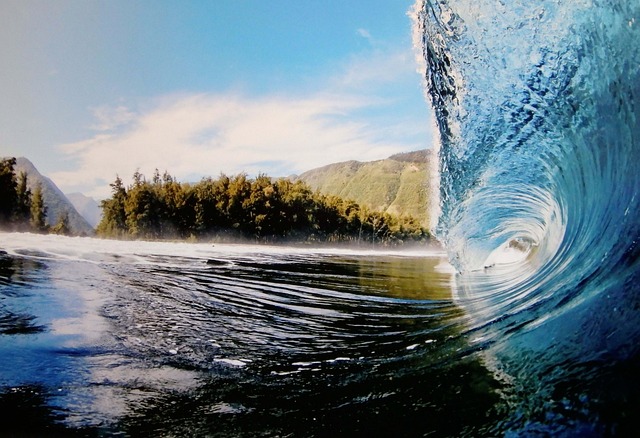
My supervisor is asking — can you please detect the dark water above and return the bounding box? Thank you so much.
[0,233,508,437]
[0,223,637,437]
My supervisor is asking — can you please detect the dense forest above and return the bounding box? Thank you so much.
[97,169,431,245]
[0,157,70,235]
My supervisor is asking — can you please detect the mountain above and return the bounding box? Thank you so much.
[66,192,102,228]
[295,149,434,227]
[14,157,95,236]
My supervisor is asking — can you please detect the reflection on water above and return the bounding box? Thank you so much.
[355,255,455,301]
[0,233,507,436]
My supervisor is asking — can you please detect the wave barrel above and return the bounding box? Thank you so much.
[413,0,640,434]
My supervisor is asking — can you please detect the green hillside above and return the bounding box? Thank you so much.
[295,150,434,227]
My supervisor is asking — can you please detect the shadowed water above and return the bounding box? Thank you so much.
[1,222,637,436]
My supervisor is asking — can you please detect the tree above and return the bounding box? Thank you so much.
[244,174,278,238]
[97,175,128,237]
[192,175,230,236]
[93,168,431,245]
[276,179,314,236]
[30,183,47,232]
[226,173,252,233]
[132,169,144,187]
[14,171,32,227]
[161,174,190,237]
[51,210,70,235]
[152,168,161,186]
[125,179,162,239]
[0,157,18,224]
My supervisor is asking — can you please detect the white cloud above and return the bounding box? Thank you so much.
[357,28,373,42]
[332,48,417,92]
[52,46,432,200]
[90,105,136,131]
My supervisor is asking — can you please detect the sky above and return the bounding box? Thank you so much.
[0,0,432,199]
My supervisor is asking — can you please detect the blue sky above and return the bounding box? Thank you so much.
[1,0,432,199]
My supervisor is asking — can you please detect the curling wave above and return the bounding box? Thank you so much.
[414,0,640,433]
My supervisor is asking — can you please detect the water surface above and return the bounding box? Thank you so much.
[1,233,507,437]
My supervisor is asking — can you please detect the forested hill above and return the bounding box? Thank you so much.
[294,149,434,227]
[96,170,430,245]
[14,157,94,236]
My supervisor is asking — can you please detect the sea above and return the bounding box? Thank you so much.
[2,0,640,435]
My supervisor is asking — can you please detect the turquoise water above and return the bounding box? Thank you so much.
[415,0,640,434]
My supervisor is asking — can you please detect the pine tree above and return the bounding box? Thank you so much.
[96,176,128,237]
[125,179,161,239]
[14,171,32,226]
[0,157,18,224]
[51,210,70,235]
[30,183,47,232]
[93,168,431,245]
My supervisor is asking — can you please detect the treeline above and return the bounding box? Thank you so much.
[98,169,431,245]
[0,157,71,235]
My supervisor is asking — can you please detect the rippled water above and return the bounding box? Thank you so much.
[0,232,498,437]
[0,227,637,436]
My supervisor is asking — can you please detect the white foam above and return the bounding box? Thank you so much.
[213,358,248,367]
[0,231,446,266]
[483,241,531,268]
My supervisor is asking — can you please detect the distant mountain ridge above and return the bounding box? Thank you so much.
[66,192,101,228]
[14,157,94,236]
[10,151,432,236]
[295,149,433,227]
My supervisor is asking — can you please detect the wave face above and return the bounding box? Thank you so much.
[414,0,640,433]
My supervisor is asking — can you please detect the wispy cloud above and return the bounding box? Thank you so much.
[357,28,373,43]
[332,48,418,92]
[52,46,430,199]
[89,105,136,132]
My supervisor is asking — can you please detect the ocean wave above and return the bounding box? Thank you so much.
[414,0,640,433]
